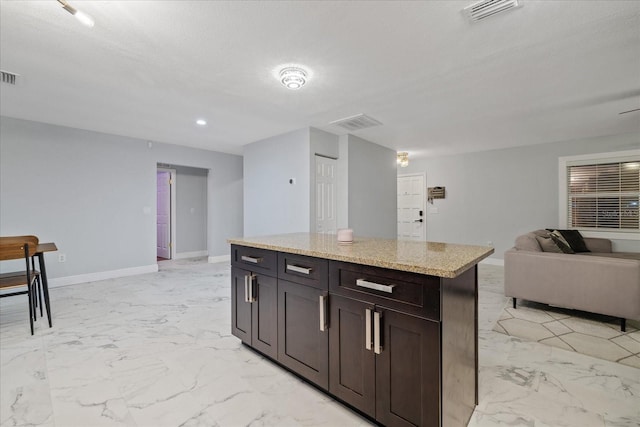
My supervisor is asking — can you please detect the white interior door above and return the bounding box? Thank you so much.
[157,171,171,259]
[397,173,426,241]
[315,155,337,234]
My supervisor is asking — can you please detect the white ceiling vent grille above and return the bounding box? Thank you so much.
[463,0,521,22]
[0,70,21,85]
[329,114,382,132]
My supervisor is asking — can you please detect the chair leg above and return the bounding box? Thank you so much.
[37,277,43,317]
[27,283,34,335]
[37,253,53,328]
[621,318,626,332]
[512,297,517,309]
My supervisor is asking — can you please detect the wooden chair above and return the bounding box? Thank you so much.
[0,236,41,335]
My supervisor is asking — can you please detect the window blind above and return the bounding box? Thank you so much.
[567,161,639,230]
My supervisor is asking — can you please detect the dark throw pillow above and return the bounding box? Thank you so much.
[547,229,590,253]
[549,230,575,254]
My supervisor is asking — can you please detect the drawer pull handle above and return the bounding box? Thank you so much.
[287,264,313,275]
[356,279,396,293]
[241,255,263,264]
[365,308,372,351]
[319,294,328,332]
[374,311,383,354]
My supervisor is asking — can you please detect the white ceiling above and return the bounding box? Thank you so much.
[1,1,639,158]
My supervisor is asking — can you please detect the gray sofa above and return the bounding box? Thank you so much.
[504,230,640,331]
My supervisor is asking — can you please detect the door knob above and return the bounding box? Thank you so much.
[414,219,423,222]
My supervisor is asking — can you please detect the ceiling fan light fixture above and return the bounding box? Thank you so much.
[397,152,409,168]
[57,0,94,27]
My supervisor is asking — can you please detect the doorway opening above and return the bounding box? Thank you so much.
[157,168,176,261]
[397,173,426,241]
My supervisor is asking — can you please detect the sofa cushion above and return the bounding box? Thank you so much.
[547,229,590,253]
[550,231,575,254]
[535,235,563,253]
[584,237,612,253]
[583,252,640,261]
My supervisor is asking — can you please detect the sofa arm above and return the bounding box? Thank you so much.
[504,249,640,320]
[584,237,612,253]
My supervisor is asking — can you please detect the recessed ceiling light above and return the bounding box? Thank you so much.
[279,66,308,90]
[196,119,207,126]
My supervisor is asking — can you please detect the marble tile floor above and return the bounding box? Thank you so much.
[0,259,638,427]
[493,300,640,368]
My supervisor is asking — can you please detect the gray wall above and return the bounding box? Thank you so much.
[399,132,640,260]
[347,135,397,239]
[243,128,396,239]
[173,165,208,254]
[243,128,310,236]
[0,116,243,279]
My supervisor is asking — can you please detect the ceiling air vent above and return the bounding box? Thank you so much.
[463,0,521,22]
[329,114,382,132]
[0,70,21,85]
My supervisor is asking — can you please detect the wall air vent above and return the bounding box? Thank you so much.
[0,70,21,85]
[329,114,382,132]
[463,0,521,22]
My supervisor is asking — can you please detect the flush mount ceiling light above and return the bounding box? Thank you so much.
[397,152,409,168]
[279,67,308,90]
[196,119,207,126]
[57,0,94,27]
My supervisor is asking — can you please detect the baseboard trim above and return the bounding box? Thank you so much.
[48,264,159,288]
[174,250,208,260]
[481,258,504,266]
[208,255,230,264]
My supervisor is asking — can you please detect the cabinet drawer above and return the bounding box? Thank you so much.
[329,261,440,320]
[231,245,277,277]
[278,252,328,290]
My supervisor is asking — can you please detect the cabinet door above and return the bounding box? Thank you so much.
[277,280,329,389]
[251,273,278,359]
[231,267,252,345]
[328,295,376,417]
[375,309,440,427]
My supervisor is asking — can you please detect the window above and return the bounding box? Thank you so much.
[559,150,640,240]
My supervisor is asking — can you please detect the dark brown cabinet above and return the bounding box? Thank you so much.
[329,295,376,416]
[329,295,439,427]
[231,266,278,359]
[375,308,439,427]
[230,243,478,427]
[277,279,329,389]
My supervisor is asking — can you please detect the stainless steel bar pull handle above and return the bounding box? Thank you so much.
[241,255,263,264]
[244,274,255,303]
[244,275,250,303]
[287,264,313,275]
[319,294,328,332]
[365,308,372,351]
[356,279,396,293]
[373,311,382,354]
[249,275,256,302]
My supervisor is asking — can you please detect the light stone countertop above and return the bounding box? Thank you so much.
[228,233,494,278]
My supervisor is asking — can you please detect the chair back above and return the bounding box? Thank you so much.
[0,236,39,261]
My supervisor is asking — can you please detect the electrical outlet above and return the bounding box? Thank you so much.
[58,253,66,263]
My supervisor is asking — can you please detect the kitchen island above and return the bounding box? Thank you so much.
[228,233,494,427]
